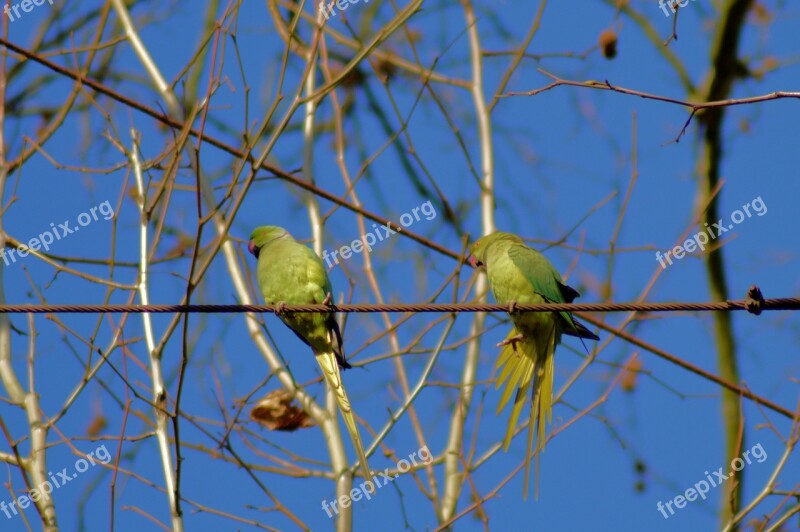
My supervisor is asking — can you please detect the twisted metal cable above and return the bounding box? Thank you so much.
[0,287,793,315]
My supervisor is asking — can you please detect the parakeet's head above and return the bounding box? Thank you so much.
[468,236,490,268]
[469,232,523,268]
[248,226,292,258]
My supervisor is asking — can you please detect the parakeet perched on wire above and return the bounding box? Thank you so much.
[469,231,599,498]
[248,226,372,487]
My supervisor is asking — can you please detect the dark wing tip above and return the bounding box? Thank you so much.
[573,318,599,341]
[558,282,581,303]
[336,354,352,370]
[328,315,350,369]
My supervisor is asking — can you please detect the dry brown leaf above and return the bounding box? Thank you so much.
[251,389,315,431]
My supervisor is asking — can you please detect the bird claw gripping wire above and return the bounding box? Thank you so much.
[322,292,333,308]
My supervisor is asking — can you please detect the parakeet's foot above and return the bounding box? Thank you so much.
[274,301,287,316]
[322,292,333,306]
[497,333,524,353]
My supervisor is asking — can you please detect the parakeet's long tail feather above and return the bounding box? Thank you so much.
[315,351,373,490]
[495,325,556,500]
[496,327,533,451]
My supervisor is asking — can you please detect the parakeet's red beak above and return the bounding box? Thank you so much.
[469,255,482,268]
[248,240,259,258]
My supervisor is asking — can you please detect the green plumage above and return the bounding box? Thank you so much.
[470,231,598,498]
[248,226,372,488]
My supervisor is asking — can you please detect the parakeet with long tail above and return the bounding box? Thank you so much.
[248,226,372,487]
[469,231,599,498]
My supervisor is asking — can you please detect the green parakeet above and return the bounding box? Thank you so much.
[248,226,372,487]
[469,231,599,498]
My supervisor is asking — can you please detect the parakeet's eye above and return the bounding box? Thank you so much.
[248,241,260,258]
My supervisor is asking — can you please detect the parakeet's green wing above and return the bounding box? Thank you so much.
[258,243,347,366]
[507,245,598,340]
